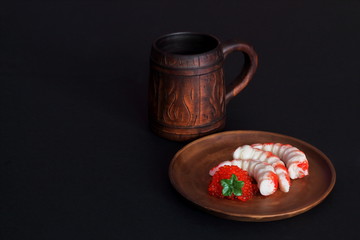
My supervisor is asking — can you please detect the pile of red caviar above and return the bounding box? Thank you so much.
[208,165,258,201]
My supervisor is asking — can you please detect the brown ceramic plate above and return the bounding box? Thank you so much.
[169,130,336,222]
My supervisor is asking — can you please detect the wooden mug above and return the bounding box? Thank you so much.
[148,32,258,141]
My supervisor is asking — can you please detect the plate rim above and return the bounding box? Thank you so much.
[168,130,337,221]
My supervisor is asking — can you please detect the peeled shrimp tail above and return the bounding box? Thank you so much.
[252,143,309,179]
[233,145,291,193]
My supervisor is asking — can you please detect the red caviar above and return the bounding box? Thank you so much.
[208,165,258,201]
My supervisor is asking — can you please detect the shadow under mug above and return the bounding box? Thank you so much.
[148,32,258,141]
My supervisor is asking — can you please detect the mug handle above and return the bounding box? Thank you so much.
[221,41,258,104]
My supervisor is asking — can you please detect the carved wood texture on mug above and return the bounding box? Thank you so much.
[150,70,225,128]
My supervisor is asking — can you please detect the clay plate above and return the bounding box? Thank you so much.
[169,130,336,222]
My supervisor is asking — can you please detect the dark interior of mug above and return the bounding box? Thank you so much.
[155,33,219,55]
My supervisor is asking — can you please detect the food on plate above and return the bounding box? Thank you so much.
[233,145,291,192]
[209,160,278,196]
[208,165,258,201]
[251,143,309,179]
[208,142,309,201]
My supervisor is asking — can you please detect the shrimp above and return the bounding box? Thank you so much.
[251,143,309,179]
[209,159,278,196]
[233,145,291,193]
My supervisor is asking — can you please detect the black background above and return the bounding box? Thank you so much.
[1,0,359,239]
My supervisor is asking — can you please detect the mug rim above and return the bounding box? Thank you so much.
[152,32,221,57]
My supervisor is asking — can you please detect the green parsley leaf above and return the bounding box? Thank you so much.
[221,182,231,196]
[220,174,245,197]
